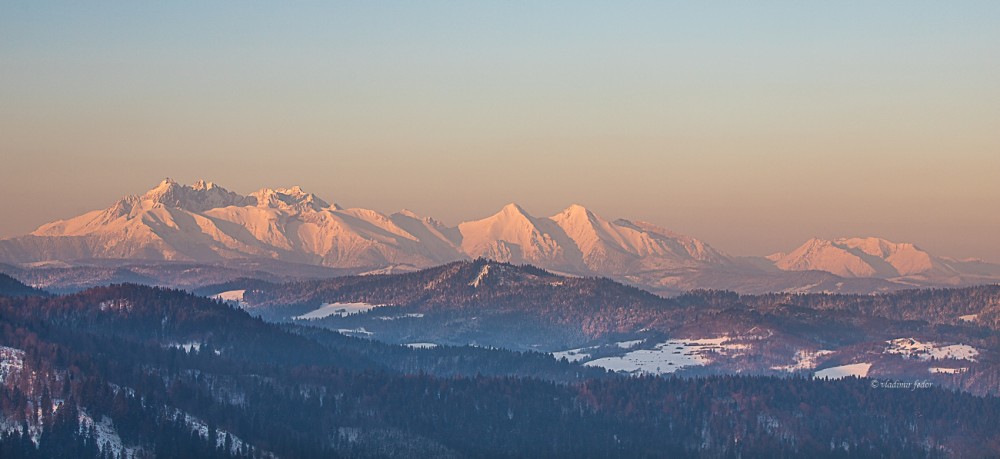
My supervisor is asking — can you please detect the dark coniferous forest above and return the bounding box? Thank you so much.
[0,271,999,457]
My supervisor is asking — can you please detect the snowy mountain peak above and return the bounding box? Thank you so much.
[192,179,217,191]
[772,236,940,278]
[139,178,249,212]
[393,209,447,226]
[143,177,179,198]
[835,237,918,258]
[7,179,999,294]
[498,202,530,217]
[249,186,330,212]
[556,204,596,221]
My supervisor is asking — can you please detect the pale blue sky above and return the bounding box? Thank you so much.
[2,2,998,260]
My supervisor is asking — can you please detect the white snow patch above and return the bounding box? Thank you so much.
[377,313,424,320]
[0,346,25,383]
[404,343,438,349]
[212,289,246,306]
[80,412,142,458]
[583,337,749,375]
[959,314,978,322]
[785,281,824,293]
[615,340,644,349]
[470,264,490,287]
[929,367,967,374]
[99,299,133,312]
[772,349,834,372]
[885,338,978,361]
[336,328,373,337]
[552,348,592,363]
[175,410,263,456]
[814,363,872,379]
[295,302,383,320]
[167,342,202,353]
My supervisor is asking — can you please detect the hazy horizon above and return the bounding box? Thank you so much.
[2,2,998,262]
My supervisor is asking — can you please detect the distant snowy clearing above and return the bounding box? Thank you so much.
[552,340,644,363]
[885,338,978,361]
[814,363,871,379]
[295,302,383,320]
[572,337,748,375]
[212,290,247,306]
[929,367,967,374]
[552,348,591,363]
[772,349,834,372]
[336,328,373,337]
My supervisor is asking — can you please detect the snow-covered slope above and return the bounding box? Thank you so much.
[7,179,463,270]
[2,179,998,294]
[455,203,732,275]
[0,180,733,285]
[549,204,729,273]
[457,203,585,272]
[768,237,991,285]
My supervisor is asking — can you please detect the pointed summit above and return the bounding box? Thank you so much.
[458,203,572,266]
[835,237,934,276]
[7,185,999,293]
[249,186,329,212]
[138,178,248,212]
[770,236,938,278]
[498,202,530,217]
[192,179,217,191]
[554,204,598,225]
[143,177,179,197]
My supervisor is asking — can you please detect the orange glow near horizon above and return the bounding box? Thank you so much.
[1,2,998,261]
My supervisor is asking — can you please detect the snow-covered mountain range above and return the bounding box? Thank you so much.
[767,237,1000,286]
[1,179,997,294]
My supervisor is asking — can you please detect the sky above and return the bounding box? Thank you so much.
[1,2,998,261]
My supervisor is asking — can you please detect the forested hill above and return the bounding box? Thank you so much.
[242,259,1000,331]
[2,284,1000,457]
[0,273,45,298]
[222,261,1000,397]
[676,284,1000,330]
[245,258,666,311]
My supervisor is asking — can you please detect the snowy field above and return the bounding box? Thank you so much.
[295,302,383,320]
[772,349,835,372]
[885,338,978,361]
[552,340,644,363]
[336,328,374,337]
[404,343,438,349]
[576,337,748,375]
[552,348,591,362]
[615,340,644,349]
[212,290,247,306]
[814,363,872,379]
[929,367,967,374]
